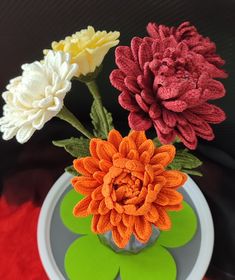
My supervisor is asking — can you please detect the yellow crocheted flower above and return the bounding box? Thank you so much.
[47,26,120,77]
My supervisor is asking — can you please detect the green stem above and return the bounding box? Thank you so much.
[86,80,109,136]
[57,105,94,139]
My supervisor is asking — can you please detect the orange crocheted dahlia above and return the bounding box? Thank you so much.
[71,129,187,248]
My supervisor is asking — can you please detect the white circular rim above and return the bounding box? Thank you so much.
[37,173,214,280]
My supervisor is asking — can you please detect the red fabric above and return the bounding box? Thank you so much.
[0,168,61,279]
[0,143,71,279]
[0,197,48,279]
[110,21,227,149]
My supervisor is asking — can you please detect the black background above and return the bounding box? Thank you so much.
[0,0,235,279]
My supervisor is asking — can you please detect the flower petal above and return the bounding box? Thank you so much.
[116,51,141,77]
[162,170,187,188]
[119,90,140,112]
[128,130,147,147]
[72,176,100,195]
[155,145,175,165]
[108,129,123,149]
[83,157,100,173]
[158,188,183,205]
[109,69,126,91]
[97,213,112,233]
[110,209,122,226]
[97,141,117,161]
[128,111,152,130]
[112,227,129,248]
[154,206,171,230]
[134,216,152,242]
[73,159,90,176]
[89,138,101,159]
[99,159,112,172]
[73,196,92,217]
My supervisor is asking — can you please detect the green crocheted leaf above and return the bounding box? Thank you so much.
[65,165,79,176]
[90,100,114,139]
[158,201,197,248]
[169,149,202,170]
[52,137,90,158]
[60,189,92,234]
[65,235,119,280]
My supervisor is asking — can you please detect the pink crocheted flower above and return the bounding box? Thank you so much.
[110,22,227,149]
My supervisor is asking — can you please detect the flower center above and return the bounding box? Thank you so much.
[113,172,141,200]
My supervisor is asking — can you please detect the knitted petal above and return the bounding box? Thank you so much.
[97,213,112,233]
[135,94,149,112]
[128,131,147,147]
[154,206,171,230]
[109,69,126,91]
[192,103,226,124]
[124,76,140,94]
[131,37,143,62]
[72,176,100,194]
[145,205,159,222]
[73,196,92,217]
[108,129,123,149]
[73,158,90,176]
[112,227,129,248]
[162,170,187,188]
[116,56,141,77]
[155,145,176,165]
[138,41,153,69]
[116,45,133,60]
[198,74,225,100]
[96,141,117,161]
[162,100,188,112]
[134,216,152,242]
[160,188,183,205]
[162,109,177,128]
[118,91,139,112]
[128,111,152,130]
[89,138,101,159]
[83,157,100,173]
[155,127,177,144]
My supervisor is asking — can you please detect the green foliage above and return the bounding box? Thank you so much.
[152,137,162,147]
[65,165,79,176]
[76,65,103,83]
[52,137,90,158]
[90,100,114,138]
[168,149,203,176]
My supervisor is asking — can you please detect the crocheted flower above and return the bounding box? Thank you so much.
[71,129,187,248]
[110,22,227,149]
[0,51,77,143]
[147,21,226,68]
[60,188,197,280]
[48,26,120,77]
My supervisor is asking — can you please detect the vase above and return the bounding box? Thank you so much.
[37,172,214,280]
[98,227,160,254]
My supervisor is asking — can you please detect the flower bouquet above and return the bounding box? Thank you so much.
[0,22,227,280]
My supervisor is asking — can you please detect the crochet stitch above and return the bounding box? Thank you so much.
[71,129,187,248]
[110,22,227,149]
